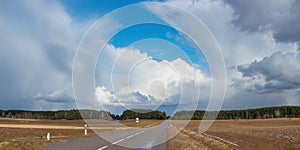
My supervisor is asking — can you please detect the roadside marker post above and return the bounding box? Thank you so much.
[136,118,139,128]
[84,124,88,136]
[46,132,51,141]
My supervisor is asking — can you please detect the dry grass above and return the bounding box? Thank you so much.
[0,128,96,150]
[0,140,62,150]
[0,118,85,126]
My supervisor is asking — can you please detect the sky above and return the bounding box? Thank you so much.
[0,0,300,115]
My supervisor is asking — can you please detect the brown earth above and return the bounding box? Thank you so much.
[168,118,300,150]
[167,128,231,150]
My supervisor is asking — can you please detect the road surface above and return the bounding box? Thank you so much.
[43,121,172,150]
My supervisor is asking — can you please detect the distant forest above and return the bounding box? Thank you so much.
[173,106,300,120]
[121,109,166,120]
[1,106,300,120]
[0,109,114,120]
[0,109,166,120]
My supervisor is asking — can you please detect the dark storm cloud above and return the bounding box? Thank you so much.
[44,44,72,73]
[226,0,300,43]
[222,89,291,109]
[296,90,300,97]
[0,0,75,110]
[236,52,300,93]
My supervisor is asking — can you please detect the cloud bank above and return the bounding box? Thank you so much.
[227,0,300,43]
[157,0,299,109]
[235,52,300,93]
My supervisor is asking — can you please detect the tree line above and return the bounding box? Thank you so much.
[121,109,166,120]
[0,109,166,120]
[1,106,299,120]
[0,109,113,120]
[172,106,300,120]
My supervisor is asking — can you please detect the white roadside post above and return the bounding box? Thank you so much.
[46,132,51,141]
[136,118,139,128]
[84,124,88,136]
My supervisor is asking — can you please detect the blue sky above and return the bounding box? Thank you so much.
[108,23,210,73]
[0,0,300,115]
[61,0,148,20]
[62,0,210,73]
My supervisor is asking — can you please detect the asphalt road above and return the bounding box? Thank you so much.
[43,121,170,150]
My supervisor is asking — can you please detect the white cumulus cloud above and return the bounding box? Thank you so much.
[94,44,211,111]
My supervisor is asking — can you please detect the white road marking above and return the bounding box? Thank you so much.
[126,130,145,139]
[97,146,107,150]
[126,135,134,139]
[99,130,146,149]
[112,138,125,145]
[134,130,144,135]
[202,133,239,147]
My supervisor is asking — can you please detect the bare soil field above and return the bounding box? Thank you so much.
[168,118,300,150]
[167,128,231,150]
